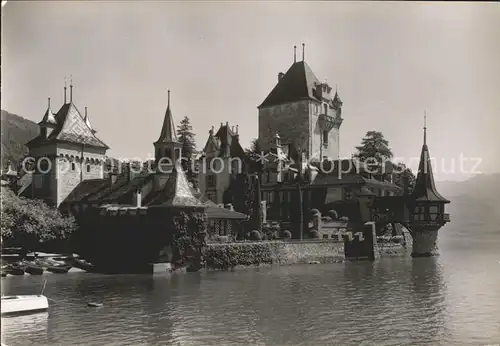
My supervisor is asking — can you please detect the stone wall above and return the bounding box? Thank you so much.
[259,101,311,157]
[204,239,344,269]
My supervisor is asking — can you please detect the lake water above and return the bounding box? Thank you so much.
[2,201,500,346]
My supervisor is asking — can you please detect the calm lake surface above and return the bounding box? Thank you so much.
[2,201,500,346]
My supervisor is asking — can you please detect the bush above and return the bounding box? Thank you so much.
[205,243,275,269]
[282,230,292,239]
[1,187,77,253]
[310,230,320,239]
[170,209,208,270]
[250,230,262,241]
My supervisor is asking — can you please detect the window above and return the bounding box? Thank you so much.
[324,104,328,114]
[71,163,76,171]
[344,188,352,200]
[206,175,215,188]
[322,131,329,147]
[86,164,91,173]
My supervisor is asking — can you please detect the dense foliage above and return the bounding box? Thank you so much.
[176,116,197,183]
[1,187,77,252]
[170,209,208,271]
[354,131,394,164]
[205,242,276,269]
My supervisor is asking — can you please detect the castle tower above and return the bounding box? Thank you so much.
[26,80,109,207]
[408,115,450,257]
[154,90,182,173]
[258,44,343,162]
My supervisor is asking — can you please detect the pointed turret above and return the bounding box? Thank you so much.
[154,90,182,171]
[156,90,178,144]
[83,106,97,134]
[39,97,57,127]
[411,116,450,203]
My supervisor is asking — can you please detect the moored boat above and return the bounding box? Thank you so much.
[22,261,45,275]
[46,265,70,274]
[1,295,49,315]
[69,257,95,272]
[5,264,25,276]
[35,259,71,274]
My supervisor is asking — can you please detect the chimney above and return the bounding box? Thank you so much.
[278,72,285,81]
[135,189,142,208]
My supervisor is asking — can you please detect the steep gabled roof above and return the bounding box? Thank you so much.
[155,92,178,144]
[27,102,109,149]
[258,61,321,108]
[411,127,450,203]
[39,98,57,126]
[148,163,204,207]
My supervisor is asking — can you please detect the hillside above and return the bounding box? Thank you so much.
[1,110,39,166]
[436,173,500,203]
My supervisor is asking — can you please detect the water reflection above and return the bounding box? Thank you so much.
[1,250,500,346]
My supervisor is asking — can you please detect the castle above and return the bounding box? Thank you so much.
[20,45,450,256]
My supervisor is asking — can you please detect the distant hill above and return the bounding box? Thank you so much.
[436,173,500,203]
[1,110,39,167]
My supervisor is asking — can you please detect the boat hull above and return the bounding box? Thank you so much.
[1,295,49,316]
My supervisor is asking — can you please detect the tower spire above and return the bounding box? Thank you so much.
[294,45,297,63]
[70,75,73,102]
[64,77,67,104]
[167,89,170,108]
[302,43,305,61]
[48,97,51,108]
[424,110,427,146]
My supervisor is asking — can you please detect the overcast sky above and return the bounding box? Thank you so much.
[2,1,499,181]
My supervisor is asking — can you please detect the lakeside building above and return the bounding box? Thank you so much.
[21,87,247,238]
[198,47,402,236]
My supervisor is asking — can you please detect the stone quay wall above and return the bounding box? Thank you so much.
[204,240,344,269]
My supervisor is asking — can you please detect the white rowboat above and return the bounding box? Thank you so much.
[1,295,49,315]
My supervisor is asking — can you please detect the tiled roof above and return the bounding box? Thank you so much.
[148,163,204,207]
[412,143,450,203]
[155,105,178,143]
[27,102,108,149]
[205,207,248,220]
[62,179,110,204]
[258,61,321,108]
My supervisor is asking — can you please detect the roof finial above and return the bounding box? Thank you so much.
[48,97,51,108]
[167,89,170,108]
[294,45,297,63]
[85,106,88,118]
[302,43,305,61]
[336,84,338,93]
[423,110,427,146]
[70,74,73,102]
[236,125,239,134]
[64,77,67,104]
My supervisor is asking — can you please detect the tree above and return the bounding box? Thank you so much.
[1,187,77,254]
[392,163,417,194]
[354,131,393,165]
[245,138,264,174]
[177,116,197,182]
